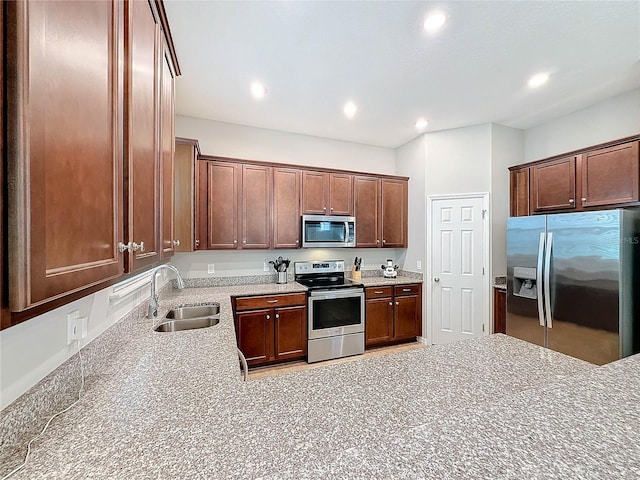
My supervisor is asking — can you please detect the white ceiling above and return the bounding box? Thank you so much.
[164,1,640,149]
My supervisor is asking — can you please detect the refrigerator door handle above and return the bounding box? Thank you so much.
[544,232,553,328]
[536,232,546,327]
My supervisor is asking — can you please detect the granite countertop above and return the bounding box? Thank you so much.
[3,283,640,479]
[358,275,422,287]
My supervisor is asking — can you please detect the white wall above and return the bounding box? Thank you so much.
[396,135,426,273]
[0,274,160,409]
[524,88,640,162]
[176,115,396,174]
[490,124,524,277]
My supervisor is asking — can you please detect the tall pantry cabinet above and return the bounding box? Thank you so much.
[5,0,179,317]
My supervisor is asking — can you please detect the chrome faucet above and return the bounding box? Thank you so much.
[147,265,185,319]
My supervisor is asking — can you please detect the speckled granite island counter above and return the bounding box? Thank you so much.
[2,282,640,479]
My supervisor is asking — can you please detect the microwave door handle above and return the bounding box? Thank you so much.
[536,232,545,327]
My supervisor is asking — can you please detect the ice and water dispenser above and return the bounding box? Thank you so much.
[512,267,538,299]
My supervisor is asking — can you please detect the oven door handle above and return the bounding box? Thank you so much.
[309,288,364,299]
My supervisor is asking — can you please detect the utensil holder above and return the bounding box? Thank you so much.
[352,266,361,281]
[277,271,288,284]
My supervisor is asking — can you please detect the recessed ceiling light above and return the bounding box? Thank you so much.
[415,118,428,130]
[528,72,550,88]
[250,81,267,99]
[343,101,358,119]
[424,12,446,32]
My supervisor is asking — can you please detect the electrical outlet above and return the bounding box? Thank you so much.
[263,260,270,272]
[207,264,215,274]
[66,311,87,345]
[417,260,422,270]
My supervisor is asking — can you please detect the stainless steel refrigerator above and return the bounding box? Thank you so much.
[506,209,640,365]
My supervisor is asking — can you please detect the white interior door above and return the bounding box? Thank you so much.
[429,194,488,344]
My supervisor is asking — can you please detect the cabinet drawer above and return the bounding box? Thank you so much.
[394,284,421,296]
[365,286,393,299]
[235,292,307,311]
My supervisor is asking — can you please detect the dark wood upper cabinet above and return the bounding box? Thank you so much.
[329,173,353,215]
[530,156,577,213]
[174,139,198,252]
[6,0,124,311]
[242,164,272,249]
[580,141,639,208]
[381,178,408,248]
[273,168,301,249]
[302,170,330,214]
[302,171,353,215]
[205,161,240,249]
[124,0,161,272]
[354,176,381,247]
[510,168,530,217]
[160,40,176,259]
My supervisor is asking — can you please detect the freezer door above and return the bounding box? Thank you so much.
[506,216,546,347]
[546,211,621,364]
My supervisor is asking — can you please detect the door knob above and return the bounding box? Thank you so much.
[434,277,440,282]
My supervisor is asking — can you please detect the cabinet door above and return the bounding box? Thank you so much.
[394,294,421,340]
[7,1,124,311]
[329,173,353,215]
[207,162,240,249]
[493,288,506,334]
[174,140,197,252]
[530,156,577,213]
[580,141,639,208]
[273,168,301,248]
[381,178,408,248]
[274,305,307,361]
[365,297,394,346]
[160,41,176,259]
[125,0,161,272]
[236,309,275,366]
[242,164,271,249]
[509,168,530,217]
[302,171,329,214]
[354,176,381,247]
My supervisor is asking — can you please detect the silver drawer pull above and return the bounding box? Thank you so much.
[402,288,411,292]
[266,299,278,303]
[388,301,393,306]
[374,290,384,294]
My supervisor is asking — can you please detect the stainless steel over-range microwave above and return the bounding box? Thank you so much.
[301,215,356,248]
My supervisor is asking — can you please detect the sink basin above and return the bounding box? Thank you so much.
[165,303,220,319]
[153,316,220,332]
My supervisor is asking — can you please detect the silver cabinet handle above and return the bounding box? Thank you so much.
[266,299,278,303]
[376,239,379,244]
[173,240,180,247]
[382,239,386,245]
[243,240,247,244]
[266,314,270,320]
[374,290,384,294]
[117,241,130,253]
[323,206,326,211]
[330,207,334,211]
[233,240,237,245]
[295,240,299,245]
[275,313,279,319]
[434,278,440,282]
[568,199,574,204]
[395,301,399,306]
[581,197,587,202]
[388,301,393,306]
[402,288,411,292]
[131,241,144,252]
[195,239,200,247]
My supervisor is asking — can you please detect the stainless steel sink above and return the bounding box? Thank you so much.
[164,303,220,319]
[153,316,220,332]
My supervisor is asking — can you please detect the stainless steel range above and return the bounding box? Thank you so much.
[294,260,365,363]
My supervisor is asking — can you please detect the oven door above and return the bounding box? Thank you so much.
[308,288,364,340]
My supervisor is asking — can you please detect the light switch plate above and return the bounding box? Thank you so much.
[417,260,422,270]
[207,264,215,274]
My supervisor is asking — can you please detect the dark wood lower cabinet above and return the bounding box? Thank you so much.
[234,293,307,367]
[493,287,506,334]
[365,284,422,348]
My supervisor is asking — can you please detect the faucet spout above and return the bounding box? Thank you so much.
[147,264,185,319]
